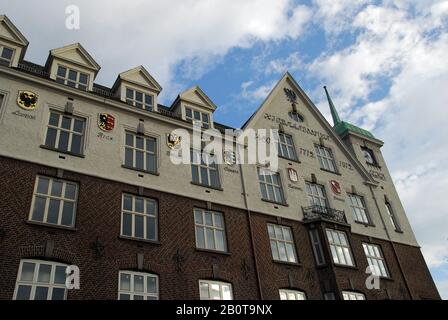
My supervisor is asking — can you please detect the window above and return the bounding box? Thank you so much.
[191,149,220,188]
[326,229,354,266]
[361,147,377,165]
[324,292,336,300]
[44,111,85,155]
[279,289,306,300]
[288,111,304,122]
[278,133,298,161]
[121,194,158,241]
[199,280,232,300]
[0,45,14,66]
[348,194,370,224]
[305,182,328,208]
[342,291,365,300]
[258,169,285,204]
[14,260,67,300]
[185,107,210,128]
[0,93,4,109]
[315,144,337,172]
[29,176,78,227]
[55,65,89,90]
[267,224,297,263]
[385,201,401,232]
[124,132,157,173]
[194,209,227,252]
[362,243,389,277]
[118,271,158,300]
[309,229,326,266]
[126,88,153,111]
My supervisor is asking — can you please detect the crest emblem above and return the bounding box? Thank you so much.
[288,168,299,182]
[284,88,297,107]
[167,133,182,149]
[224,150,237,166]
[98,113,115,131]
[17,90,38,110]
[330,180,342,195]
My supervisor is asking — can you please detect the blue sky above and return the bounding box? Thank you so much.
[1,0,447,298]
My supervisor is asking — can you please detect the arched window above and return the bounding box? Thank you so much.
[288,111,304,122]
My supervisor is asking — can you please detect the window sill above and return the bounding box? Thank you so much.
[366,162,382,169]
[121,165,159,176]
[195,248,230,256]
[261,198,289,207]
[190,181,223,191]
[394,229,404,234]
[278,155,301,164]
[118,235,161,245]
[333,263,358,270]
[26,220,77,231]
[354,221,376,228]
[272,259,302,267]
[40,145,85,158]
[319,168,341,176]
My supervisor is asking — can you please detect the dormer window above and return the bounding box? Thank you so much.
[185,107,210,129]
[0,45,14,66]
[125,88,153,111]
[56,65,89,91]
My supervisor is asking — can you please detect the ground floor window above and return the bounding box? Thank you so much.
[199,280,233,300]
[118,271,159,300]
[279,289,306,300]
[342,291,366,300]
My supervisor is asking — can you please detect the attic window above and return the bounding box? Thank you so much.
[288,111,304,123]
[56,65,89,91]
[126,88,153,111]
[185,107,210,129]
[0,45,14,66]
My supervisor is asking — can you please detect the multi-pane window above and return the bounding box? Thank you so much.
[279,289,306,300]
[362,243,389,277]
[315,144,337,172]
[118,271,158,300]
[56,65,88,90]
[309,229,326,266]
[348,194,370,224]
[44,111,85,155]
[185,107,210,128]
[199,280,233,300]
[126,88,153,111]
[385,201,401,232]
[124,132,157,173]
[29,176,78,227]
[258,169,285,204]
[194,209,227,252]
[267,224,297,263]
[326,229,354,266]
[342,291,366,300]
[305,182,328,208]
[14,260,67,300]
[0,45,14,66]
[278,133,298,161]
[191,149,220,188]
[121,194,158,241]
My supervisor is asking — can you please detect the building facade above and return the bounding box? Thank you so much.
[0,15,440,300]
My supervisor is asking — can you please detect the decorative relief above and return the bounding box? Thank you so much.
[17,90,38,110]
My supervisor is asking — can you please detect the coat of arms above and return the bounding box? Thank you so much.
[330,180,342,195]
[167,133,182,149]
[17,90,38,110]
[288,168,299,182]
[224,150,237,166]
[98,113,115,131]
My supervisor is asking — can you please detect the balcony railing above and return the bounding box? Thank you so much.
[302,205,347,224]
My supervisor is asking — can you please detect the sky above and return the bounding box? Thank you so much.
[1,0,447,298]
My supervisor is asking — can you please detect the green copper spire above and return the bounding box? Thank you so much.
[323,86,341,125]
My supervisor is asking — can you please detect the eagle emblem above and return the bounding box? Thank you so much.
[17,90,38,110]
[167,133,182,149]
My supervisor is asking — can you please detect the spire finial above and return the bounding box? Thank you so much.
[323,86,341,126]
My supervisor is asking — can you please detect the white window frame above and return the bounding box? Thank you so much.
[55,65,89,90]
[326,229,355,266]
[0,45,15,66]
[121,194,158,241]
[267,224,297,263]
[309,229,326,266]
[29,175,78,228]
[258,169,285,204]
[118,271,159,300]
[199,280,233,300]
[278,132,298,161]
[348,194,370,224]
[191,149,221,188]
[315,144,337,172]
[13,259,68,300]
[362,243,389,278]
[124,131,157,173]
[44,110,86,155]
[185,106,210,128]
[279,289,306,300]
[305,182,328,208]
[125,87,154,111]
[194,208,227,252]
[342,291,366,300]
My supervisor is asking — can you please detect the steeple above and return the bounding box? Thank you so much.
[323,86,341,126]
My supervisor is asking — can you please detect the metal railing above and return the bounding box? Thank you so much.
[302,205,347,224]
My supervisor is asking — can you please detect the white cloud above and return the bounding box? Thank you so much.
[241,80,275,100]
[264,52,302,75]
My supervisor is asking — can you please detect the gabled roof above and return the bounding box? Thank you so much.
[0,15,29,46]
[46,43,100,73]
[170,85,217,111]
[112,65,162,93]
